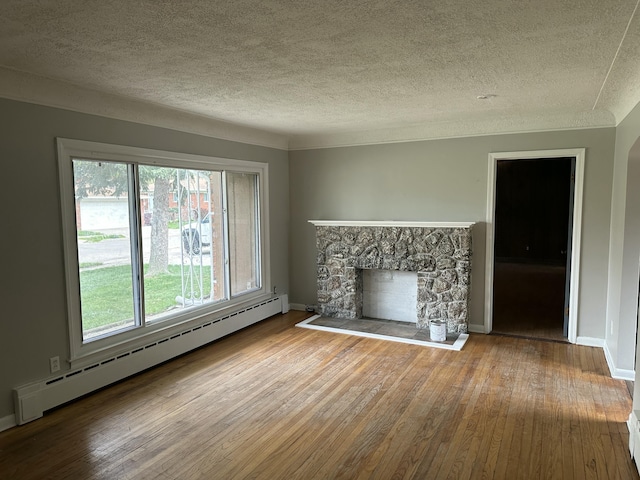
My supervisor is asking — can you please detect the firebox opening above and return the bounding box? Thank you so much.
[362,269,418,323]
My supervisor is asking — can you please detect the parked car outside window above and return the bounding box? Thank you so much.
[182,212,212,254]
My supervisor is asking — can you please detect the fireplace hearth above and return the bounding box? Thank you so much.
[310,221,474,333]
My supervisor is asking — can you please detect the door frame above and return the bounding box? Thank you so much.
[484,148,585,343]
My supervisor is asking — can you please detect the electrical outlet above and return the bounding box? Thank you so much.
[50,356,60,373]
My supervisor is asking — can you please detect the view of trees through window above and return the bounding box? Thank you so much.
[73,160,260,341]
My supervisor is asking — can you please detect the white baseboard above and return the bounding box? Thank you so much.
[576,336,605,348]
[467,324,486,334]
[290,303,318,313]
[629,411,640,475]
[0,414,17,432]
[615,368,637,381]
[629,412,634,455]
[603,342,636,380]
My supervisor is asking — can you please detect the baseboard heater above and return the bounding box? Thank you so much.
[14,295,288,426]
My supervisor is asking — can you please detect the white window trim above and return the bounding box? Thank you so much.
[57,138,271,367]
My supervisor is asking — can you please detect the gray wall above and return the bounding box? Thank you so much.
[607,100,640,379]
[0,94,630,422]
[289,129,616,342]
[0,98,289,419]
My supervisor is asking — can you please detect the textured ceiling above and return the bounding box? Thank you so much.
[1,0,639,148]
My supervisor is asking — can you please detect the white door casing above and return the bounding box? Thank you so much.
[484,149,585,343]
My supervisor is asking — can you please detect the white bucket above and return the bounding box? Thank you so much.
[429,320,447,342]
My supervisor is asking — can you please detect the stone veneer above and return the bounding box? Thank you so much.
[310,221,473,333]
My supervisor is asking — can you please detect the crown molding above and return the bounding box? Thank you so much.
[288,110,617,150]
[0,67,289,151]
[0,67,624,152]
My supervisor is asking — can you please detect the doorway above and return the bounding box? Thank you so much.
[492,157,573,341]
[484,149,585,344]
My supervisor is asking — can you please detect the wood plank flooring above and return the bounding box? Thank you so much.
[492,262,568,342]
[0,310,637,479]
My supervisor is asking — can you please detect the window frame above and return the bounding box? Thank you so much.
[57,138,271,367]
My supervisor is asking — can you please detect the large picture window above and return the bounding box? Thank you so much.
[58,139,270,363]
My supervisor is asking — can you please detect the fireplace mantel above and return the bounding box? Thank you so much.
[309,220,475,228]
[310,221,474,332]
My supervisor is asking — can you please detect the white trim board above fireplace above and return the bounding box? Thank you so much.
[309,220,475,228]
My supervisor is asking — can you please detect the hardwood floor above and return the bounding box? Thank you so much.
[0,310,636,479]
[493,262,568,342]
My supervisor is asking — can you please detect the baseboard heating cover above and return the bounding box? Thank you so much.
[13,295,287,426]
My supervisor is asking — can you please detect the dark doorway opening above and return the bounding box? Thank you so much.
[492,157,574,342]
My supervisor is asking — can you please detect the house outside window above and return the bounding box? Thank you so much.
[57,139,270,365]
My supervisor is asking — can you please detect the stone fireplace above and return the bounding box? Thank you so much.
[310,221,474,333]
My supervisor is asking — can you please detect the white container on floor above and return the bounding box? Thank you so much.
[429,320,446,342]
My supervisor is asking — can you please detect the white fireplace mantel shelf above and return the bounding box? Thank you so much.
[309,220,475,228]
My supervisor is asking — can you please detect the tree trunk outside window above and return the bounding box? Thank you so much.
[148,177,170,276]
